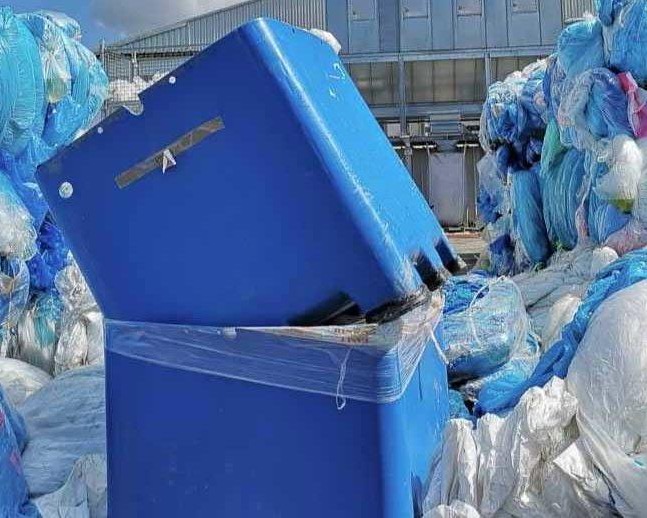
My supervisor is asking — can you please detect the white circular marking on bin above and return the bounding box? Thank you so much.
[97,126,104,135]
[168,75,176,85]
[59,182,74,199]
[222,328,237,340]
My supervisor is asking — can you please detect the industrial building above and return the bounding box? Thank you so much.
[101,0,595,227]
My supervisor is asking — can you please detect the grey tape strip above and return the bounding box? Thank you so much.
[115,116,225,189]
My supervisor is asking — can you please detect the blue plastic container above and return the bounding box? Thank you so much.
[37,18,459,327]
[104,295,448,517]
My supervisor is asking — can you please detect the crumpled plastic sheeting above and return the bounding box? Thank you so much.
[492,248,647,415]
[19,366,105,497]
[567,279,647,514]
[476,155,508,225]
[424,378,618,518]
[0,358,50,407]
[510,165,552,265]
[539,124,587,250]
[557,68,631,152]
[556,16,605,79]
[606,0,647,85]
[33,454,107,518]
[0,380,38,517]
[512,245,618,340]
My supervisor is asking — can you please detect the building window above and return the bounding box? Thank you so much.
[404,59,486,104]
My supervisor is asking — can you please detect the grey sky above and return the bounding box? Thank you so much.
[92,0,245,36]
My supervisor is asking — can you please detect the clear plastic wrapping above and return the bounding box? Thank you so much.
[443,277,529,382]
[105,291,443,405]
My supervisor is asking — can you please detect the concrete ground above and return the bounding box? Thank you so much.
[447,231,485,270]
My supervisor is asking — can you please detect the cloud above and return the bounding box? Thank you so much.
[91,0,244,36]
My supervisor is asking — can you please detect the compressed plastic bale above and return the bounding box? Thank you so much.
[556,16,605,79]
[606,0,647,84]
[443,271,491,316]
[477,154,507,225]
[19,366,106,497]
[519,60,548,128]
[459,332,539,416]
[0,358,51,407]
[443,276,529,381]
[0,172,37,260]
[597,0,631,25]
[38,11,82,40]
[558,68,632,152]
[543,54,568,123]
[567,280,647,513]
[20,11,108,157]
[18,12,70,105]
[586,152,633,244]
[510,165,552,265]
[15,292,63,374]
[41,38,108,149]
[53,261,104,375]
[540,142,587,250]
[0,8,45,157]
[484,218,515,276]
[594,135,643,212]
[481,78,526,148]
[0,151,49,228]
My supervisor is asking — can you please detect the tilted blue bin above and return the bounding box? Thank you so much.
[37,18,460,327]
[104,294,448,517]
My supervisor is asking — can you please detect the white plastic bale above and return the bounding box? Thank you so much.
[595,135,643,210]
[567,279,647,514]
[0,357,51,406]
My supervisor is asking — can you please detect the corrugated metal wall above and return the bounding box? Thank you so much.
[101,0,579,228]
[113,0,326,52]
[562,0,596,22]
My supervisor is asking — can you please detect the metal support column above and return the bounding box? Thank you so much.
[398,57,412,170]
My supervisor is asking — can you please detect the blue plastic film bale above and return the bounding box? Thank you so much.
[540,125,588,250]
[586,151,632,244]
[0,8,45,157]
[557,16,605,79]
[510,165,552,265]
[607,0,647,84]
[558,68,632,152]
[444,276,529,382]
[597,0,631,25]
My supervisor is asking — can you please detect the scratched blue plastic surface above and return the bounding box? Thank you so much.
[37,18,458,326]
